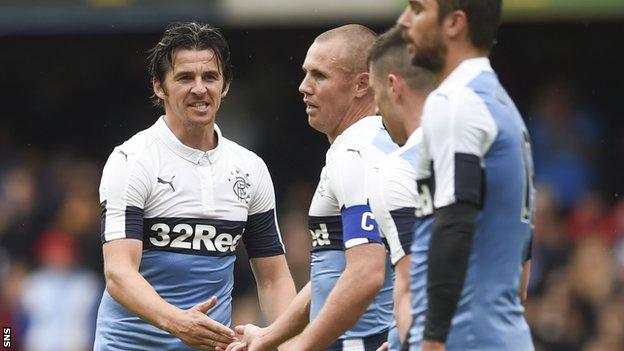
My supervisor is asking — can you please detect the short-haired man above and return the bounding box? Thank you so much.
[366,27,436,351]
[227,24,396,351]
[95,22,296,351]
[398,1,535,350]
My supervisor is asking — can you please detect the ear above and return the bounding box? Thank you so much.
[221,81,231,98]
[387,74,402,101]
[354,72,371,98]
[444,10,469,41]
[153,78,167,100]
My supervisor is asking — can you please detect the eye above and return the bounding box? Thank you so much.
[311,70,326,80]
[203,72,219,81]
[410,1,422,14]
[177,74,193,82]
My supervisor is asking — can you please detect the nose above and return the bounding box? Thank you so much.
[397,6,410,28]
[299,74,312,96]
[191,76,207,95]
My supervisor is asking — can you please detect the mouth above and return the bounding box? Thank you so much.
[188,101,210,113]
[400,29,414,45]
[304,100,318,115]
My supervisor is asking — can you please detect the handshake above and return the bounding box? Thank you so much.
[214,324,275,351]
[171,295,298,351]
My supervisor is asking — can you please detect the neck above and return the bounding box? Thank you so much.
[327,98,376,144]
[164,114,217,151]
[439,44,487,83]
[400,92,426,139]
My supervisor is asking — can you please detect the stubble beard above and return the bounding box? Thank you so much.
[410,32,447,74]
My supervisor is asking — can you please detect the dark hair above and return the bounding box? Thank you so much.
[368,27,436,93]
[147,22,233,106]
[437,0,502,51]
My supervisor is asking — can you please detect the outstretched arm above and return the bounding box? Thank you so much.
[225,282,311,351]
[104,239,236,350]
[290,243,387,351]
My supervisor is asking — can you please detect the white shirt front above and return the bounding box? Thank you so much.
[99,116,283,256]
[417,58,498,209]
[368,128,433,265]
[308,115,397,249]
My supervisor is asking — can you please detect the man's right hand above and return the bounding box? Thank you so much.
[168,296,237,350]
[219,324,271,351]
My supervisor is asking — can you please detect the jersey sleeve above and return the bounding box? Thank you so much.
[422,89,498,209]
[368,154,417,265]
[327,149,382,250]
[243,157,285,258]
[99,146,150,243]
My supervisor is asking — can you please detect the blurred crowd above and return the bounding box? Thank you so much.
[1,79,623,351]
[0,151,104,351]
[522,80,624,351]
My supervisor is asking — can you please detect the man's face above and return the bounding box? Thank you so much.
[369,67,403,145]
[154,49,229,127]
[299,39,357,136]
[397,0,447,73]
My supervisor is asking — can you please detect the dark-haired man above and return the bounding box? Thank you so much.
[398,1,535,350]
[366,27,436,351]
[95,22,296,351]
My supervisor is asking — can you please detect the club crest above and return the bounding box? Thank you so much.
[316,169,329,198]
[228,168,251,203]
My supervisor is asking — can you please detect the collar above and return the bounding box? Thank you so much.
[406,127,423,146]
[326,115,381,162]
[154,116,223,165]
[436,57,493,94]
[330,115,381,151]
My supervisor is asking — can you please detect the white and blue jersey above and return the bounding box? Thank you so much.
[368,129,434,351]
[308,116,396,347]
[412,58,535,350]
[95,117,284,350]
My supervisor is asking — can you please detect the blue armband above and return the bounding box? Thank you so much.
[341,204,382,249]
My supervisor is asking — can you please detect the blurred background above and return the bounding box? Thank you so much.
[1,0,623,350]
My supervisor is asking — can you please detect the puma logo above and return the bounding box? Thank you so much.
[346,148,362,157]
[119,150,131,161]
[157,176,176,192]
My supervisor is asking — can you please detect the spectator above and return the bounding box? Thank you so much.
[529,186,571,294]
[0,167,42,265]
[566,192,617,244]
[532,269,592,350]
[21,231,100,351]
[568,236,615,307]
[528,79,604,210]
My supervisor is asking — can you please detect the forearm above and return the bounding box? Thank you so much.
[257,274,298,351]
[105,266,180,333]
[424,202,477,342]
[259,282,311,349]
[395,287,412,343]
[257,271,297,323]
[296,246,386,351]
[394,256,412,343]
